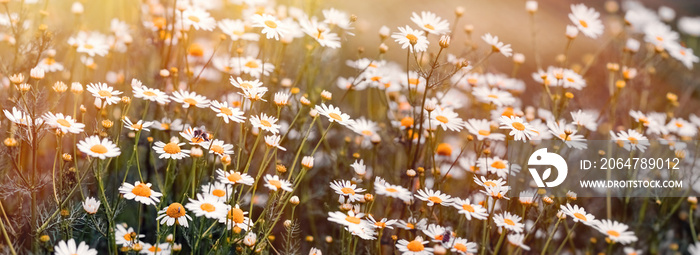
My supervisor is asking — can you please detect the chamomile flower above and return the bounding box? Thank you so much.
[70,31,110,57]
[330,180,366,203]
[571,110,598,131]
[548,120,587,149]
[374,178,413,202]
[229,76,264,91]
[170,90,210,109]
[667,118,698,137]
[153,118,184,131]
[644,22,678,50]
[411,11,450,35]
[185,194,228,219]
[156,203,192,227]
[264,174,293,192]
[179,7,216,31]
[396,236,433,255]
[465,119,505,141]
[264,135,286,151]
[141,243,172,255]
[482,33,513,57]
[451,237,478,254]
[560,203,597,226]
[119,181,162,206]
[82,197,100,214]
[477,156,516,179]
[668,44,699,69]
[316,104,352,126]
[481,184,511,200]
[507,233,530,251]
[54,239,98,255]
[349,118,379,138]
[235,56,274,78]
[204,139,234,156]
[122,117,154,132]
[208,100,245,124]
[610,129,650,152]
[152,140,190,159]
[300,18,341,48]
[328,210,370,229]
[568,4,604,38]
[398,217,428,230]
[42,112,84,134]
[392,26,429,53]
[494,212,524,233]
[220,204,251,230]
[251,14,287,40]
[115,224,144,247]
[77,136,121,159]
[350,159,366,176]
[87,83,122,105]
[430,107,464,132]
[4,107,37,127]
[422,223,450,242]
[179,127,210,146]
[415,188,453,207]
[452,198,487,220]
[218,19,259,41]
[593,220,638,244]
[499,116,538,141]
[367,215,398,229]
[216,169,254,186]
[472,87,516,107]
[251,113,281,134]
[201,182,233,201]
[132,80,170,104]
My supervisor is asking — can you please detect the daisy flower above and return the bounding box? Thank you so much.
[350,159,366,176]
[472,87,516,107]
[36,56,64,72]
[499,116,538,141]
[42,112,84,134]
[430,107,464,132]
[179,127,210,146]
[568,4,604,38]
[122,117,154,132]
[451,237,478,254]
[328,210,370,228]
[54,239,98,255]
[465,119,505,141]
[216,169,254,186]
[204,139,234,156]
[452,198,487,220]
[560,203,597,226]
[481,184,511,200]
[251,113,281,134]
[132,80,170,104]
[219,204,251,230]
[330,180,366,203]
[264,174,293,192]
[644,22,679,50]
[398,217,428,230]
[201,182,233,201]
[229,76,265,91]
[473,176,507,188]
[421,223,448,242]
[82,197,100,214]
[185,194,228,219]
[482,33,513,57]
[4,107,38,127]
[70,31,110,57]
[323,8,353,30]
[477,156,517,179]
[391,26,429,53]
[153,118,184,131]
[239,85,269,101]
[218,19,259,41]
[179,7,216,31]
[623,247,642,255]
[156,202,192,227]
[87,82,122,105]
[494,212,524,233]
[374,178,413,202]
[119,181,162,206]
[593,220,638,244]
[367,215,398,229]
[507,233,530,251]
[264,135,286,151]
[666,118,698,137]
[610,129,650,152]
[77,136,121,159]
[571,110,598,131]
[349,118,378,138]
[316,104,353,126]
[170,90,210,109]
[548,120,587,149]
[115,224,144,247]
[668,44,699,69]
[411,11,450,35]
[235,56,274,78]
[209,100,244,124]
[415,188,453,207]
[396,236,433,255]
[141,243,172,255]
[152,140,190,159]
[251,14,287,40]
[300,17,341,48]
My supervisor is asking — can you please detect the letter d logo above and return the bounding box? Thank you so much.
[527,148,568,187]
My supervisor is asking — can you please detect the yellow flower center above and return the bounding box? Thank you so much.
[408,78,419,85]
[84,44,94,49]
[406,240,425,252]
[160,123,170,130]
[435,115,449,124]
[328,113,343,121]
[512,122,526,131]
[123,233,133,241]
[227,172,242,182]
[183,98,198,106]
[212,189,226,197]
[491,160,506,169]
[454,243,467,252]
[268,179,282,188]
[264,20,278,28]
[385,187,397,193]
[228,207,245,223]
[483,181,497,187]
[165,203,186,218]
[163,142,181,154]
[579,19,588,28]
[607,230,620,237]
[56,119,72,127]
[341,187,355,195]
[424,24,435,30]
[361,130,373,136]
[240,82,253,89]
[90,144,108,154]
[259,119,272,127]
[211,145,224,155]
[345,216,361,224]
[628,137,638,145]
[405,34,418,42]
[131,183,152,197]
[462,204,475,212]
[573,212,588,221]
[200,203,216,212]
[245,61,259,68]
[148,246,162,252]
[131,124,143,130]
[97,90,112,97]
[143,91,157,97]
[478,129,490,136]
[375,222,386,228]
[504,218,515,226]
[428,196,442,204]
[188,15,200,23]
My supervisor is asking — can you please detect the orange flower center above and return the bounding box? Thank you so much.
[143,91,157,97]
[428,196,442,204]
[163,142,181,154]
[462,204,475,212]
[579,19,588,28]
[228,207,245,223]
[454,243,467,252]
[200,203,216,212]
[345,216,361,224]
[405,34,418,42]
[212,189,226,197]
[328,113,343,121]
[131,183,152,197]
[512,122,525,131]
[435,115,449,124]
[148,246,162,252]
[424,24,435,30]
[268,179,282,188]
[183,98,197,106]
[478,129,490,136]
[375,222,386,228]
[361,130,373,136]
[264,20,278,28]
[573,212,588,221]
[385,187,397,193]
[227,172,242,182]
[211,145,224,155]
[245,61,259,68]
[97,90,112,97]
[491,161,506,169]
[259,119,272,127]
[90,144,108,154]
[504,218,515,226]
[607,230,620,237]
[406,240,425,252]
[165,203,186,218]
[56,119,72,127]
[341,187,355,195]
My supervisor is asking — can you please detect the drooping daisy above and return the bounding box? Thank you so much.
[251,113,281,134]
[42,112,84,134]
[499,116,538,141]
[179,7,216,31]
[494,212,524,233]
[122,116,154,132]
[115,224,144,247]
[451,237,478,254]
[367,215,398,229]
[315,104,352,126]
[87,82,122,105]
[77,136,121,159]
[185,194,228,219]
[610,129,650,152]
[216,169,254,186]
[482,33,513,57]
[264,174,293,192]
[593,220,638,244]
[204,139,234,156]
[568,4,604,38]
[156,202,192,227]
[391,26,429,53]
[507,233,530,251]
[219,204,251,230]
[465,119,505,141]
[411,11,450,35]
[374,177,413,202]
[251,14,287,40]
[152,140,190,159]
[209,100,245,124]
[82,197,101,214]
[229,76,264,91]
[170,90,210,109]
[264,135,286,151]
[430,107,464,132]
[54,239,98,255]
[415,188,453,207]
[119,181,162,206]
[560,203,597,226]
[330,180,366,203]
[132,80,170,104]
[452,198,487,220]
[395,236,433,255]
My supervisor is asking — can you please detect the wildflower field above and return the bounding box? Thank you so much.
[2,0,700,254]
